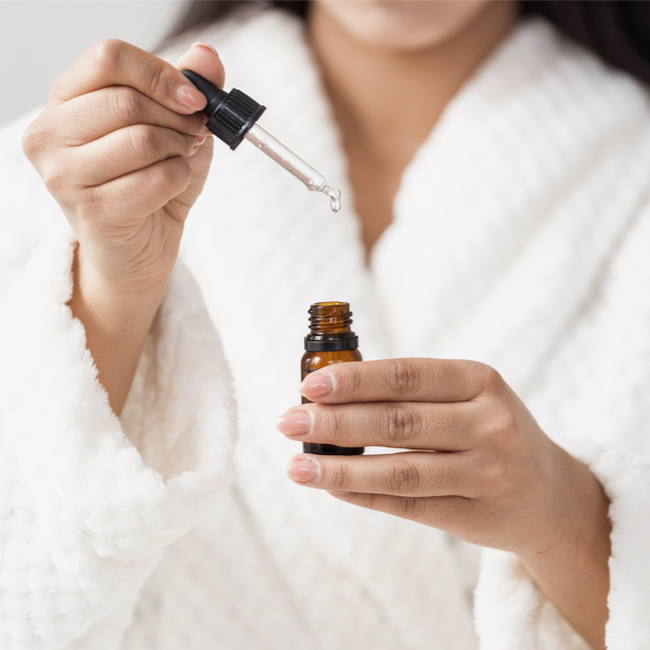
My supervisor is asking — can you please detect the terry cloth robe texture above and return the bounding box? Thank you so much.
[2,10,650,650]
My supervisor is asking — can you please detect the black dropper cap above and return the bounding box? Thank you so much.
[181,70,266,150]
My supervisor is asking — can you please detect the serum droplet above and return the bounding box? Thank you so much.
[321,184,342,213]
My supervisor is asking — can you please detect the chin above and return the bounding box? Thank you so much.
[317,0,496,51]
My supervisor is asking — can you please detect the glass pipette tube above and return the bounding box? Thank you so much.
[244,123,341,212]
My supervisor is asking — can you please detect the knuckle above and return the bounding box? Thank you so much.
[48,78,64,104]
[128,124,160,162]
[386,458,421,494]
[92,38,127,76]
[398,497,426,519]
[77,184,104,218]
[475,363,505,394]
[42,167,64,195]
[327,407,343,440]
[474,457,508,497]
[145,63,169,99]
[482,410,519,447]
[41,157,76,197]
[434,495,473,531]
[142,161,171,192]
[330,462,351,490]
[387,359,422,396]
[385,404,419,444]
[313,405,342,443]
[343,364,363,395]
[111,86,144,123]
[21,120,46,161]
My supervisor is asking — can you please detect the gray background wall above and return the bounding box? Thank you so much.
[0,1,186,128]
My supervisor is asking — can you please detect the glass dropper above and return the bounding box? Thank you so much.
[181,70,341,212]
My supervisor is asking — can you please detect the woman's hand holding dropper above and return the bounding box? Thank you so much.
[22,40,224,415]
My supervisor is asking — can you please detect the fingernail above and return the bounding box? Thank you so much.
[187,134,206,158]
[175,84,205,111]
[286,458,320,483]
[276,410,312,436]
[300,373,333,399]
[192,41,220,58]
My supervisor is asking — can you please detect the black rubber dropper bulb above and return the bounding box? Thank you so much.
[181,69,342,211]
[181,69,266,150]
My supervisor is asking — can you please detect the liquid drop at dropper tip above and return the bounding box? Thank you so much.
[322,185,342,213]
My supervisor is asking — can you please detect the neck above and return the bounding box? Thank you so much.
[308,1,518,259]
[309,2,518,168]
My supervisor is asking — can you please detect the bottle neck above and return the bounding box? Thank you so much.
[305,302,358,351]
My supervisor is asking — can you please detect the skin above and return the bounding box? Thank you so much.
[22,2,610,649]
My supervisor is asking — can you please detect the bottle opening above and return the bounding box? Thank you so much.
[308,302,353,333]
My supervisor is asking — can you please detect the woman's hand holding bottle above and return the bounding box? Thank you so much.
[21,40,224,414]
[277,358,611,650]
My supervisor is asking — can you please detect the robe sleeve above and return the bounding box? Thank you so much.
[474,442,650,650]
[0,223,237,649]
[473,204,650,650]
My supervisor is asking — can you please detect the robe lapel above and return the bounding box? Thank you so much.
[372,19,650,397]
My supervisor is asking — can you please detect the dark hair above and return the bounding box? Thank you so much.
[164,0,650,87]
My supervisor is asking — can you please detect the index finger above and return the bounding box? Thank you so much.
[299,358,496,404]
[48,39,211,114]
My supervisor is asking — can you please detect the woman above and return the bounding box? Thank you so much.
[2,1,650,648]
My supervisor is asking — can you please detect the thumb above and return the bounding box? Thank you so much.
[176,41,226,90]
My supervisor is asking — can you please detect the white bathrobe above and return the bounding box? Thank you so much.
[1,10,650,649]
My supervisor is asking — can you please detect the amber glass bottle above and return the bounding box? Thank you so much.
[301,301,364,455]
